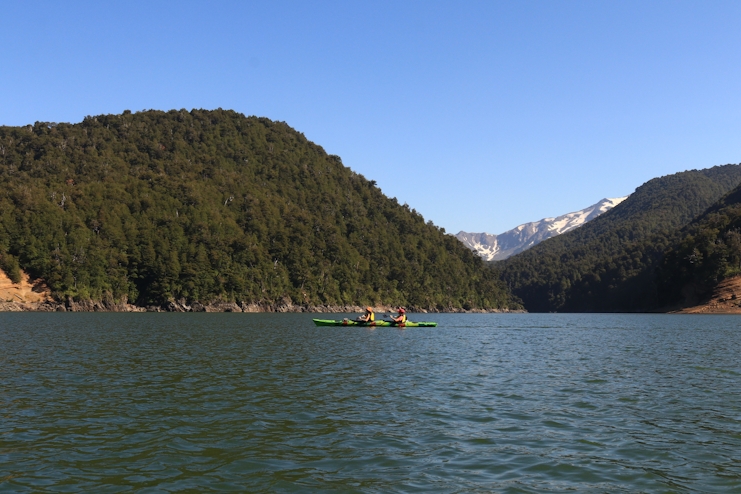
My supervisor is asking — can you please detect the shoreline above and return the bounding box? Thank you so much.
[0,270,523,314]
[0,300,524,314]
[4,300,741,314]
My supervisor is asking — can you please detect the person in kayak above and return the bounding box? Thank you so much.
[392,307,407,324]
[356,306,375,323]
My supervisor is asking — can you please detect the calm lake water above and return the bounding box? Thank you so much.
[1,313,740,492]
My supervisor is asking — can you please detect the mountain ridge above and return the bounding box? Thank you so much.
[457,197,627,261]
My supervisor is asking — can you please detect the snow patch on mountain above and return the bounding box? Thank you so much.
[457,197,628,261]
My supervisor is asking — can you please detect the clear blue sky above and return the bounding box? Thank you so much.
[2,1,740,234]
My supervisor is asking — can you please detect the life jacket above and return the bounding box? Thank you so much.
[398,313,407,323]
[368,311,375,322]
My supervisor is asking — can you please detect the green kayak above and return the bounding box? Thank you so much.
[313,318,437,327]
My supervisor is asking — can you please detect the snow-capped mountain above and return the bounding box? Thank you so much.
[456,197,628,261]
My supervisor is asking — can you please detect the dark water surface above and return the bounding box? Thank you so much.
[1,313,740,492]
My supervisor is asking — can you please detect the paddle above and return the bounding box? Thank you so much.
[383,314,402,325]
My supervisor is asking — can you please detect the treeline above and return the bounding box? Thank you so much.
[498,165,741,312]
[0,109,517,310]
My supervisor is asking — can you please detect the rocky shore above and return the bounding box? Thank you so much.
[0,268,523,313]
[0,298,522,313]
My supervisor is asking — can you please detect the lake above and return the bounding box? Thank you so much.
[1,313,739,492]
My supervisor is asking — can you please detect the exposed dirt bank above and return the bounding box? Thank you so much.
[672,275,741,314]
[0,269,51,304]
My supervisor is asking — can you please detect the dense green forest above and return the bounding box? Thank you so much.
[498,165,741,312]
[0,109,517,310]
[656,183,741,307]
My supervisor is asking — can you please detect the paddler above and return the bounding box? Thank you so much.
[356,306,375,323]
[392,307,407,324]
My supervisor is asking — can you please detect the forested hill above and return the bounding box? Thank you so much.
[656,183,741,308]
[0,109,517,310]
[498,164,741,312]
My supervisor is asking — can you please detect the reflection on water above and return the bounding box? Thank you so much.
[1,313,740,492]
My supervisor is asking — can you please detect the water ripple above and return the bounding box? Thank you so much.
[1,313,740,492]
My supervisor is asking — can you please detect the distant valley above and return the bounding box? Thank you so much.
[456,197,627,261]
[499,164,741,312]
